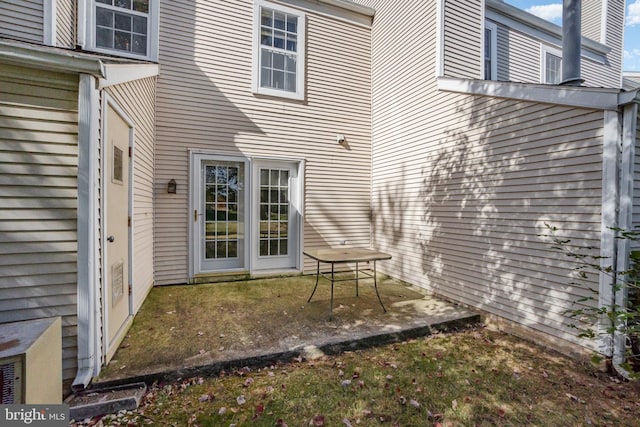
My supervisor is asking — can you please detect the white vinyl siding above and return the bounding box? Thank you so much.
[581,0,603,42]
[361,0,604,349]
[56,0,77,49]
[155,0,372,285]
[496,23,539,83]
[105,77,156,311]
[442,0,483,79]
[0,64,79,381]
[0,0,45,43]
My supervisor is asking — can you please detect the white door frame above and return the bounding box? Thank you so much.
[251,158,304,272]
[188,152,304,279]
[189,152,251,276]
[101,94,134,362]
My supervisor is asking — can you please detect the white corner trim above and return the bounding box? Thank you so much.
[43,0,57,46]
[77,0,87,49]
[99,63,160,88]
[597,110,621,357]
[437,77,621,110]
[435,0,445,78]
[73,74,101,389]
[613,103,638,367]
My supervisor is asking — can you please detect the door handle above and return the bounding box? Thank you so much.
[107,235,115,242]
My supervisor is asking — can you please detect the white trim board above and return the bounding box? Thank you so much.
[437,77,621,110]
[99,64,160,88]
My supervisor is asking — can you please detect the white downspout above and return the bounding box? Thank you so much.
[73,74,101,390]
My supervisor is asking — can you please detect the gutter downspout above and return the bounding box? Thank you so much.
[561,0,584,86]
[72,74,101,390]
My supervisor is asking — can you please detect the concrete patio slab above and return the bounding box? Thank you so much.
[93,276,479,388]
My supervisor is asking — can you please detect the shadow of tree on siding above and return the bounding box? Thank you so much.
[373,87,605,345]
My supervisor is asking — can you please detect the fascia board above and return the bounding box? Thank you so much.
[99,63,160,88]
[437,77,621,110]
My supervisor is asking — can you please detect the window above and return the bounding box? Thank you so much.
[253,0,306,100]
[542,46,562,84]
[484,21,497,80]
[83,0,159,60]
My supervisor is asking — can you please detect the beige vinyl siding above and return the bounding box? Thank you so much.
[0,63,79,380]
[495,22,539,83]
[106,77,156,310]
[601,0,624,88]
[582,0,603,42]
[0,0,44,43]
[363,0,604,348]
[56,0,76,49]
[442,0,482,79]
[154,0,372,284]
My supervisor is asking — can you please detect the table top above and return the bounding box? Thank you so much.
[303,247,392,263]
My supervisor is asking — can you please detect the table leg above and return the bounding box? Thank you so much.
[355,262,359,297]
[373,260,386,312]
[307,260,320,303]
[330,262,335,319]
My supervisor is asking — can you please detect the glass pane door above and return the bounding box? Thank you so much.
[199,159,245,271]
[252,160,300,271]
[259,167,289,257]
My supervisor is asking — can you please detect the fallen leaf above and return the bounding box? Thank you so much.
[198,394,211,402]
[255,404,265,415]
[341,379,352,387]
[197,331,204,336]
[498,408,506,418]
[218,407,226,415]
[311,415,325,426]
[342,418,353,427]
[236,395,246,405]
[243,378,254,387]
[399,396,407,405]
[276,420,288,427]
[452,399,458,409]
[409,399,420,408]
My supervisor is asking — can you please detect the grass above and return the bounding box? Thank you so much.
[83,329,640,427]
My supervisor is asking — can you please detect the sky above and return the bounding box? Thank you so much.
[504,0,640,71]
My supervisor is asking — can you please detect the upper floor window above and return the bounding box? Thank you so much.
[484,21,497,80]
[83,0,159,61]
[252,0,306,100]
[542,46,562,84]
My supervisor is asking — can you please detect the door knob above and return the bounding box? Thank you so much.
[107,235,115,242]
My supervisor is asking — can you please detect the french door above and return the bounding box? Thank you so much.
[191,154,302,276]
[251,160,301,271]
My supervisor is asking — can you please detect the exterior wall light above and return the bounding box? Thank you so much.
[167,179,177,194]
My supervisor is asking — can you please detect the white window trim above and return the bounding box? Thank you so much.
[252,0,306,101]
[78,0,159,61]
[43,0,57,46]
[541,44,562,84]
[484,21,498,80]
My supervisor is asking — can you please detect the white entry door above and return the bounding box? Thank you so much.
[192,155,248,273]
[251,160,302,271]
[105,103,132,360]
